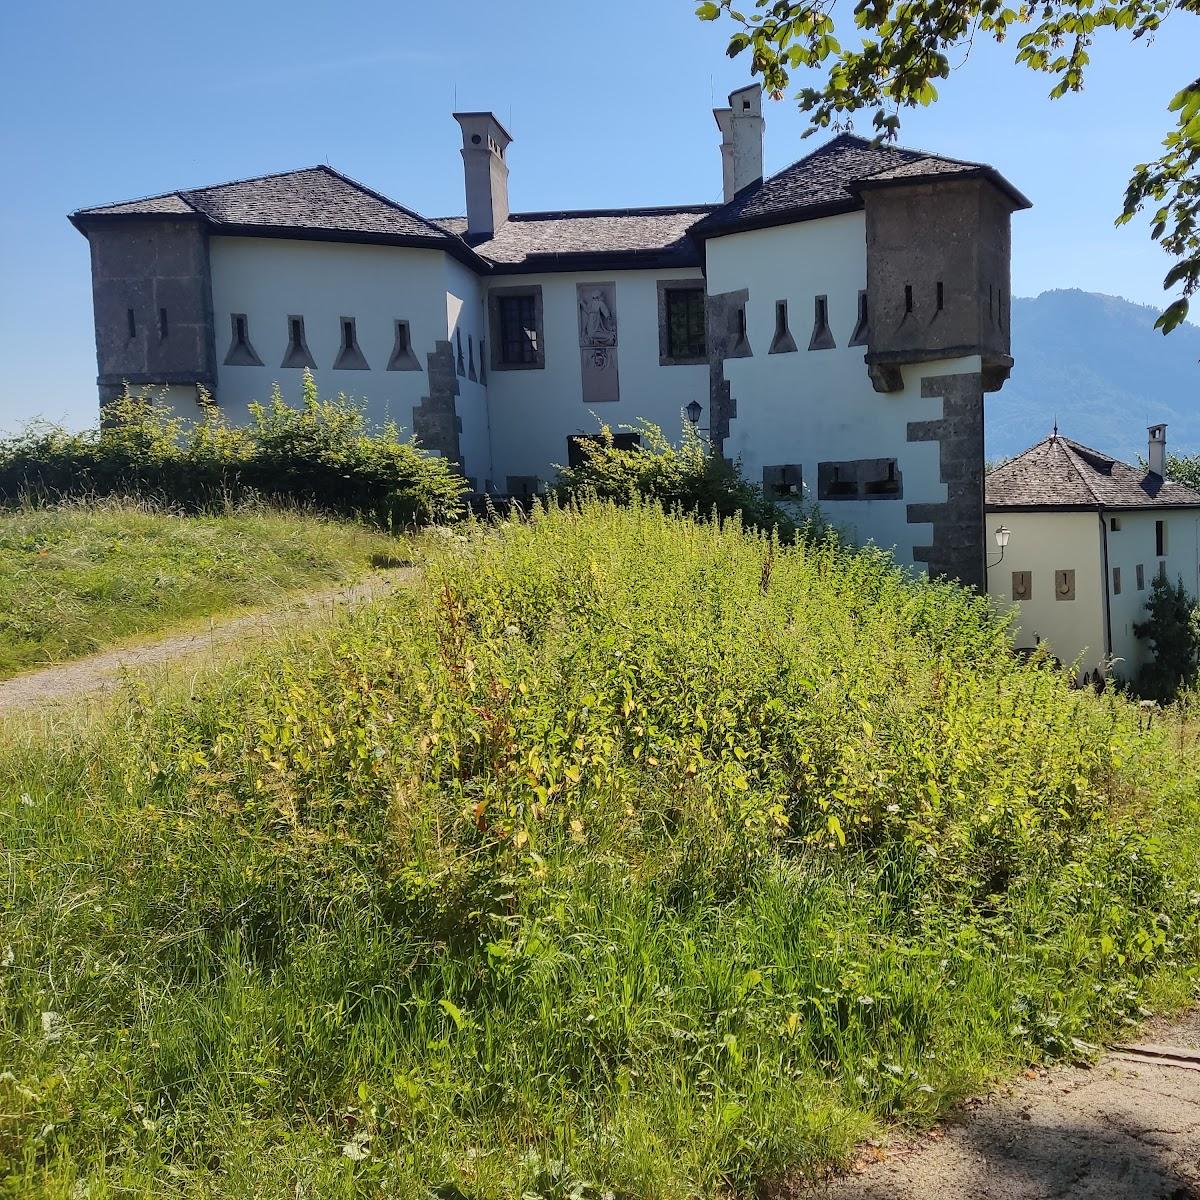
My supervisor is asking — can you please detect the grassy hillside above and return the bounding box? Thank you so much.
[0,500,403,678]
[3,502,1198,1198]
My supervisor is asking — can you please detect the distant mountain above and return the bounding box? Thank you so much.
[987,289,1200,462]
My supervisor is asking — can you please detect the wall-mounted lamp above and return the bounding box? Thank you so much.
[685,400,702,426]
[987,524,1012,569]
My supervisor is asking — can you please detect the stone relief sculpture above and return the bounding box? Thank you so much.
[576,282,619,403]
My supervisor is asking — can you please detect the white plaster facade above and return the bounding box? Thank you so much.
[74,85,1032,585]
[986,432,1200,680]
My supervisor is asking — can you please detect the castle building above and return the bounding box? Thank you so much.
[70,85,1029,587]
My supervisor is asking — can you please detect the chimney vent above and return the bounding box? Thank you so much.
[452,111,513,240]
[1148,423,1167,478]
[714,84,764,202]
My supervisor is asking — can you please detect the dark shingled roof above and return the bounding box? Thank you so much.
[70,133,1027,271]
[986,434,1200,511]
[432,206,713,270]
[71,165,468,254]
[694,133,1030,238]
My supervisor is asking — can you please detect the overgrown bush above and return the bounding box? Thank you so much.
[555,418,816,541]
[4,501,1199,1197]
[1134,572,1200,700]
[0,374,467,528]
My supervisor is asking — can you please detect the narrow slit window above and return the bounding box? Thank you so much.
[904,284,913,314]
[848,290,868,346]
[467,334,478,382]
[1155,519,1166,557]
[1110,516,1121,532]
[158,307,168,339]
[387,320,421,372]
[127,308,136,339]
[333,316,369,370]
[736,306,747,346]
[1136,563,1145,590]
[224,312,263,367]
[280,315,315,369]
[808,294,835,350]
[769,300,797,354]
[935,281,944,312]
[1112,566,1122,595]
[455,328,466,376]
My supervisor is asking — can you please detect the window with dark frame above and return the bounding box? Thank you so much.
[1136,563,1145,590]
[665,287,706,360]
[1113,566,1121,595]
[1156,519,1166,557]
[498,293,539,365]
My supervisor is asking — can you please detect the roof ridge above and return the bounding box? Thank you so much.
[72,186,197,217]
[311,164,452,239]
[1053,437,1106,506]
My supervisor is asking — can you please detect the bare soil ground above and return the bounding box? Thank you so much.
[0,569,410,714]
[813,1009,1200,1199]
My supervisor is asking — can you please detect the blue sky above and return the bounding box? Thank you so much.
[1,0,1194,430]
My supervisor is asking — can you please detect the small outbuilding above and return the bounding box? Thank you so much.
[985,425,1200,680]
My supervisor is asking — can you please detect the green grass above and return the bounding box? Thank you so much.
[0,498,405,678]
[2,501,1198,1198]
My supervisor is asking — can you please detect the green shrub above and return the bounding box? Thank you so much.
[0,374,467,528]
[1134,572,1200,700]
[554,418,816,541]
[3,502,1198,1196]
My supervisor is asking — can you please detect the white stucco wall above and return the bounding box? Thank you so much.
[444,256,492,487]
[208,237,496,483]
[483,268,708,487]
[986,510,1107,674]
[1102,508,1200,676]
[704,214,964,566]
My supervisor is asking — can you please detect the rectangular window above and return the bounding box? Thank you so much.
[1112,566,1121,595]
[1110,516,1121,532]
[762,464,803,498]
[500,295,536,363]
[1136,563,1145,590]
[663,287,706,361]
[158,307,168,339]
[1155,519,1166,557]
[490,288,544,369]
[818,458,902,500]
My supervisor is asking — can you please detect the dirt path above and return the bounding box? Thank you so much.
[814,1009,1200,1199]
[0,569,411,713]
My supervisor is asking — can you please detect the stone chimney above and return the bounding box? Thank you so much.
[1148,423,1167,477]
[714,84,764,202]
[452,111,513,240]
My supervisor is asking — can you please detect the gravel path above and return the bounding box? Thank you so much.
[0,569,411,713]
[813,1009,1200,1199]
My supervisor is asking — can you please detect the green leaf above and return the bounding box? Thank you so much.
[695,1,721,19]
[439,998,466,1030]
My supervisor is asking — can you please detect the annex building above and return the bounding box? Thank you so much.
[70,85,1029,588]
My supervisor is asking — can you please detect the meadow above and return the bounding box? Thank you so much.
[0,499,403,679]
[2,501,1198,1198]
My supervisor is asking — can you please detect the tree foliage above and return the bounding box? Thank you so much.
[1133,571,1200,699]
[697,0,1200,332]
[1164,450,1200,489]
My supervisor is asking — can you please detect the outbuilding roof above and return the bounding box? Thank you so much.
[985,433,1200,511]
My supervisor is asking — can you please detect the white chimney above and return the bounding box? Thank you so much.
[452,111,513,240]
[1148,423,1167,477]
[714,84,764,202]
